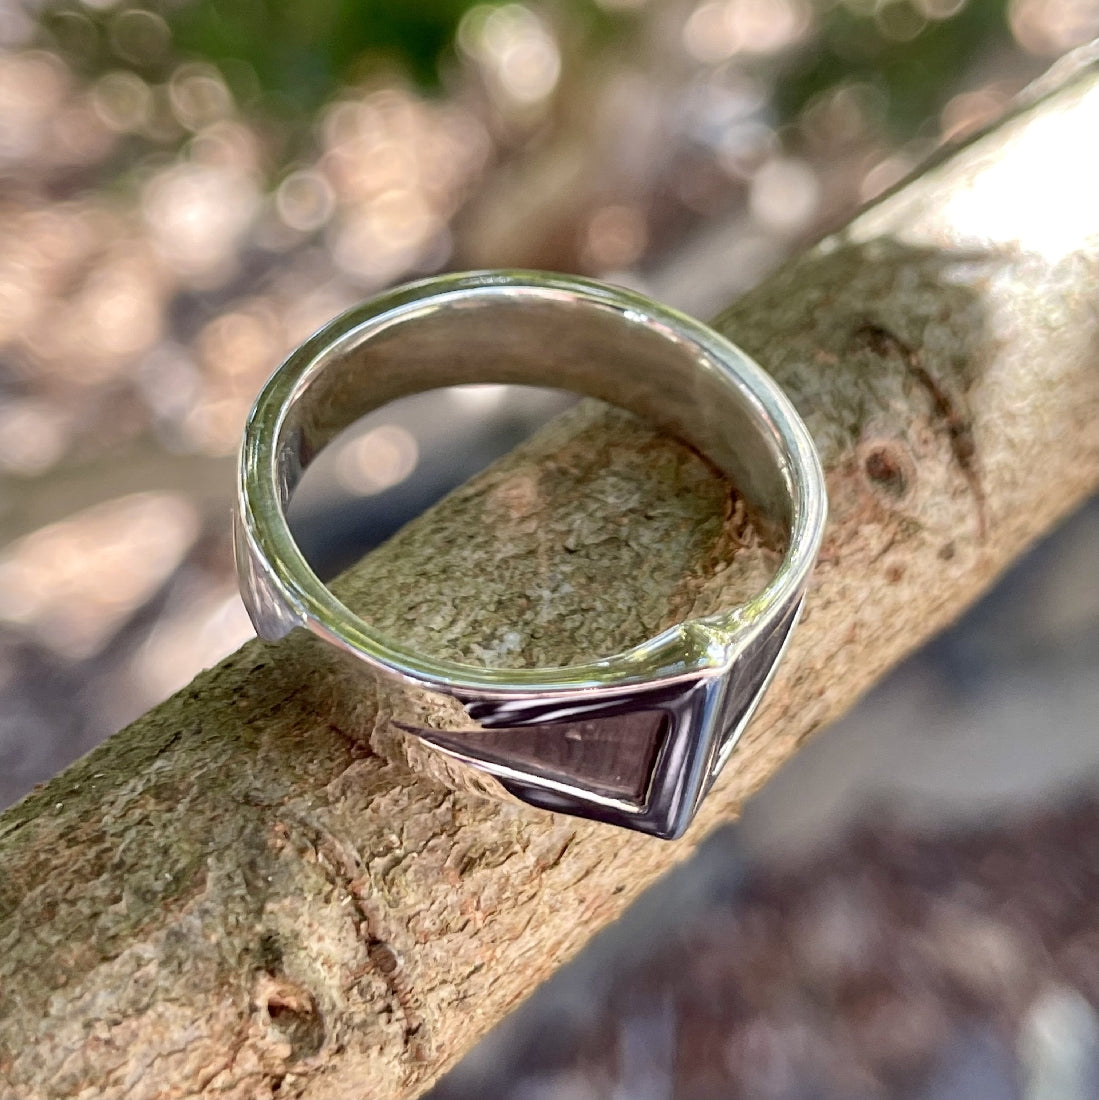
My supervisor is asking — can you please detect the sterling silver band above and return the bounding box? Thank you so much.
[235,271,827,839]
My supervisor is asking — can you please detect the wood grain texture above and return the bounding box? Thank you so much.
[1,55,1097,1100]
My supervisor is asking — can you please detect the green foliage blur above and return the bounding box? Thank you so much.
[38,0,1014,144]
[778,0,1015,134]
[39,0,624,113]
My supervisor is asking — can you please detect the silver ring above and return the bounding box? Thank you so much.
[235,271,827,839]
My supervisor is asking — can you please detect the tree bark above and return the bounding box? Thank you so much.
[2,52,1097,1100]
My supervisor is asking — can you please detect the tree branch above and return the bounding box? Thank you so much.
[1,54,1097,1100]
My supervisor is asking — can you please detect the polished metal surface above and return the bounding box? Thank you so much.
[236,271,827,838]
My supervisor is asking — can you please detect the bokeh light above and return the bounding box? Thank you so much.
[1010,0,1099,54]
[683,0,812,62]
[92,69,153,132]
[458,4,562,107]
[0,493,198,660]
[749,156,821,233]
[141,160,260,285]
[335,424,420,495]
[108,9,170,65]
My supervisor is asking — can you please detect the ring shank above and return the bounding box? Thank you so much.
[273,286,795,533]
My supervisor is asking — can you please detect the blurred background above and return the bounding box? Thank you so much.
[0,0,1096,1096]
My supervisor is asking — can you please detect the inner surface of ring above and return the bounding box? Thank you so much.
[274,289,794,535]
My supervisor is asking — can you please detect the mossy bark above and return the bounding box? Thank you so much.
[1,55,1097,1100]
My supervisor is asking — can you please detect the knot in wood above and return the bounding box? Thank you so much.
[859,439,915,502]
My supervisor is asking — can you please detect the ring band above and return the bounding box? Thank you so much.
[235,271,827,839]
